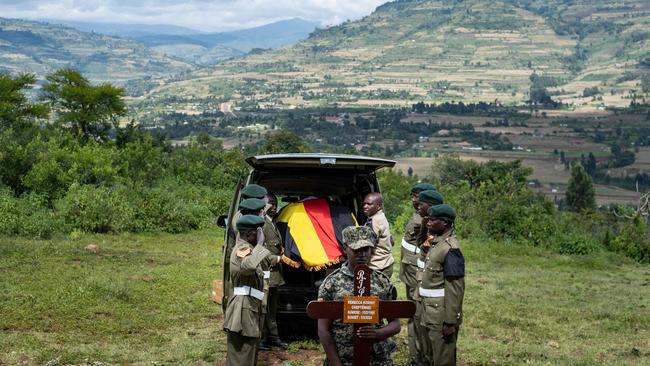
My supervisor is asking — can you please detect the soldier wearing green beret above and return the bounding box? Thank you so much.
[400,183,436,366]
[241,184,268,199]
[224,214,282,366]
[225,186,269,310]
[259,192,288,350]
[417,204,465,366]
[415,190,444,251]
[317,226,400,366]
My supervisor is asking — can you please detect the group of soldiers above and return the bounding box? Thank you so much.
[223,182,465,366]
[223,184,288,366]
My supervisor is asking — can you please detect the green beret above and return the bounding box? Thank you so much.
[236,214,265,230]
[342,226,375,250]
[238,198,266,212]
[427,204,456,222]
[419,190,444,205]
[241,184,267,199]
[411,182,436,193]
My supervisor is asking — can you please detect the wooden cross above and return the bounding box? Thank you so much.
[306,264,416,366]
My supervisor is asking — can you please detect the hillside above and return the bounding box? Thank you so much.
[136,0,650,114]
[0,18,194,84]
[135,18,319,65]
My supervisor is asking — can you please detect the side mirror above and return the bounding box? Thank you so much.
[216,215,228,228]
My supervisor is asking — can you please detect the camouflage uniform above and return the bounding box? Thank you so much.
[400,211,426,365]
[223,237,279,366]
[318,265,398,366]
[417,230,465,366]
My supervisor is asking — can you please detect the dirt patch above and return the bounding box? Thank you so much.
[257,348,325,366]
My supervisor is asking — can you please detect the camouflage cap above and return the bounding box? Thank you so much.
[419,189,444,205]
[241,184,267,199]
[427,204,456,222]
[236,214,265,230]
[238,198,266,212]
[411,182,436,193]
[342,226,375,250]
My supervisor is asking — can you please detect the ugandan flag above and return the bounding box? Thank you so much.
[276,198,357,271]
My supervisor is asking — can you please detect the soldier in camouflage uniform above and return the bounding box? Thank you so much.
[400,183,436,366]
[417,205,465,366]
[223,215,281,366]
[317,226,400,366]
[259,192,288,350]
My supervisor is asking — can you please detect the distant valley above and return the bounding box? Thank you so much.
[38,18,320,66]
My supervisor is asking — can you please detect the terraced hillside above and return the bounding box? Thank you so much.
[0,18,193,84]
[137,0,650,115]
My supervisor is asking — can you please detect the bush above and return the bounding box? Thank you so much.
[55,183,135,233]
[127,183,214,233]
[554,231,601,255]
[0,188,57,239]
[611,217,650,263]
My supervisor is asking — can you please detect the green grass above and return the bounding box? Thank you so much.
[1,229,649,365]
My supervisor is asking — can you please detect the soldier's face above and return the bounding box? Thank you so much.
[426,217,448,235]
[411,192,420,210]
[418,201,431,217]
[265,195,278,217]
[347,246,372,267]
[241,228,258,244]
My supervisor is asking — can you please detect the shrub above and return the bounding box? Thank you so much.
[611,217,650,263]
[127,183,214,233]
[55,183,134,233]
[0,188,57,239]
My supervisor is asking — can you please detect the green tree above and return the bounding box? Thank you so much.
[263,130,308,154]
[0,73,49,130]
[0,73,49,194]
[566,163,595,212]
[41,69,126,142]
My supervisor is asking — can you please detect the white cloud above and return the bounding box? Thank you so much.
[0,0,387,31]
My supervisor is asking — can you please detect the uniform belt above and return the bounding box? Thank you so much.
[419,287,445,298]
[401,238,420,254]
[263,271,270,279]
[233,286,264,301]
[417,259,426,269]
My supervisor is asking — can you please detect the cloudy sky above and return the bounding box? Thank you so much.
[0,0,388,31]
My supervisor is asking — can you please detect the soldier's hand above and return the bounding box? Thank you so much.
[442,323,457,338]
[356,325,380,340]
[256,227,266,247]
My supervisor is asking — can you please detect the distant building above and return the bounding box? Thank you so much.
[325,116,344,125]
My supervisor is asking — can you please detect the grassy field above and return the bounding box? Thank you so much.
[1,229,649,365]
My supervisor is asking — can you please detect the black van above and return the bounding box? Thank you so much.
[218,153,395,336]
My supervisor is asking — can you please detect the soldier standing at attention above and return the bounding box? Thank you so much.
[231,184,268,230]
[363,192,395,278]
[400,183,436,366]
[223,215,281,366]
[317,226,400,366]
[415,190,445,255]
[259,192,288,350]
[417,205,465,366]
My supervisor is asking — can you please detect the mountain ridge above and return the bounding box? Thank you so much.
[135,0,649,115]
[0,17,193,84]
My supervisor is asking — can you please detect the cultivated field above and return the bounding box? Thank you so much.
[395,155,642,205]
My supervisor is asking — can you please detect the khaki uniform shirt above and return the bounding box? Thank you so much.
[417,230,465,327]
[401,211,422,266]
[223,238,278,338]
[368,210,395,272]
[263,215,285,287]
